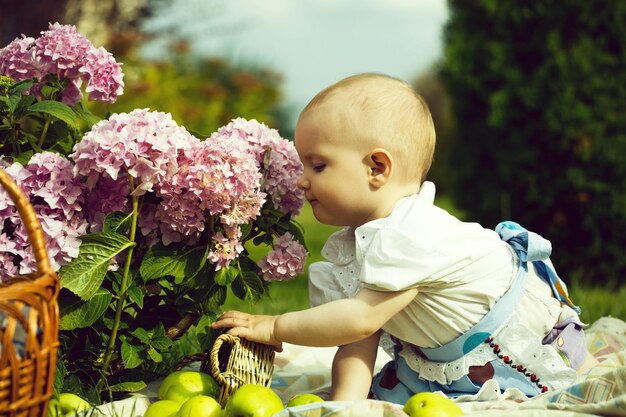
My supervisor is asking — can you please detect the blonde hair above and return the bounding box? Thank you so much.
[300,73,436,183]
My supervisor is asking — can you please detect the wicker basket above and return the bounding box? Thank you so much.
[206,334,275,406]
[0,168,59,417]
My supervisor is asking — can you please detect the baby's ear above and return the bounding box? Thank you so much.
[368,148,393,188]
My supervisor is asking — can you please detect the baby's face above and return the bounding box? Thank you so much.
[294,106,384,228]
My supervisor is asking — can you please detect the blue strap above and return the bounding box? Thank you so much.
[496,221,580,314]
[420,221,579,362]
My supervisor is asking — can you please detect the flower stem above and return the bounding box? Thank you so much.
[97,176,139,392]
[38,115,51,148]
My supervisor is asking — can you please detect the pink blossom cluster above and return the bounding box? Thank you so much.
[70,108,197,235]
[258,233,307,281]
[211,118,305,216]
[0,153,88,278]
[70,108,196,196]
[0,22,124,104]
[207,229,245,271]
[1,111,307,279]
[157,135,265,252]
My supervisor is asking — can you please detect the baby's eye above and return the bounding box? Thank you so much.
[313,164,326,173]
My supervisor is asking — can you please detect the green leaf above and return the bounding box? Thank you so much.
[108,381,147,393]
[151,334,174,351]
[231,271,266,302]
[54,355,67,396]
[240,223,253,239]
[28,100,77,127]
[126,285,144,308]
[140,243,206,282]
[12,150,33,166]
[103,211,132,234]
[146,345,163,363]
[15,94,36,114]
[59,232,135,300]
[0,95,11,110]
[201,284,226,313]
[73,101,101,127]
[6,94,20,113]
[9,79,34,96]
[214,266,238,286]
[130,328,152,344]
[121,339,144,369]
[287,220,308,249]
[59,288,112,330]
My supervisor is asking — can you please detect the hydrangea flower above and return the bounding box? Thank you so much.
[0,22,124,105]
[0,232,19,277]
[23,152,86,221]
[211,118,305,216]
[207,227,245,270]
[258,232,307,281]
[157,135,264,248]
[0,154,88,275]
[84,176,129,231]
[80,46,124,103]
[34,23,92,80]
[70,108,196,197]
[0,35,40,81]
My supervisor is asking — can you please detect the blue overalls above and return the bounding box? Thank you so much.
[372,222,585,402]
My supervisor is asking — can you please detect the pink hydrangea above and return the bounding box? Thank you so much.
[0,232,20,278]
[157,136,265,246]
[258,232,307,281]
[207,227,244,270]
[80,46,124,103]
[211,118,305,216]
[0,22,124,105]
[0,35,40,81]
[37,215,87,272]
[84,176,130,231]
[0,155,88,275]
[24,152,86,221]
[70,108,197,197]
[34,23,92,79]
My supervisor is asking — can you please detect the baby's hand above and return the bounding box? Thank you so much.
[212,311,283,352]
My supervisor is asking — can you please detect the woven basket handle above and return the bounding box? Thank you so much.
[0,168,52,276]
[209,333,238,386]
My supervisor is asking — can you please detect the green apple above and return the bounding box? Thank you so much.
[158,370,220,404]
[144,399,181,417]
[403,392,463,417]
[176,395,221,417]
[57,393,91,416]
[286,393,324,408]
[47,398,62,417]
[222,384,284,417]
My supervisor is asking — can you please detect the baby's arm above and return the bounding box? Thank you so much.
[212,287,417,349]
[331,330,381,400]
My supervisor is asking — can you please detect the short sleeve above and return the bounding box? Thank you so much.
[308,261,363,307]
[308,262,344,307]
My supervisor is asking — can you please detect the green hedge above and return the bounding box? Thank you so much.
[439,0,626,285]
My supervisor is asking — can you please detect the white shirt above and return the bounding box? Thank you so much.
[309,182,565,348]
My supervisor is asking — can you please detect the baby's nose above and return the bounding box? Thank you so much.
[297,174,309,190]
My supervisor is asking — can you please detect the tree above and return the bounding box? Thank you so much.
[440,0,626,285]
[413,69,454,194]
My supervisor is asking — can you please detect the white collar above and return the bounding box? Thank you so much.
[321,181,437,265]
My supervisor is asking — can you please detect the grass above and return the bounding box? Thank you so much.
[225,201,626,323]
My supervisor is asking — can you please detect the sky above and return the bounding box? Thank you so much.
[143,0,449,125]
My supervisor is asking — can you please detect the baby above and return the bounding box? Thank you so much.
[213,73,596,402]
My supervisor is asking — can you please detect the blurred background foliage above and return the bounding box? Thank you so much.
[435,0,626,288]
[2,0,625,315]
[1,0,290,138]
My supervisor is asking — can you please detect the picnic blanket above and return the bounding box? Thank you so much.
[272,316,626,416]
[90,316,626,416]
